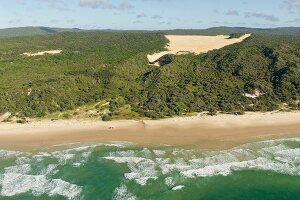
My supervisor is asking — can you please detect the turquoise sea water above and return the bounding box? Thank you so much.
[0,137,299,200]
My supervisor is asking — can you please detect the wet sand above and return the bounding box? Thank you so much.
[0,111,300,151]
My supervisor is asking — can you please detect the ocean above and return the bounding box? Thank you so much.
[0,137,299,200]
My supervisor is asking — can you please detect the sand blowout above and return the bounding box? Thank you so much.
[148,34,251,66]
[22,50,62,57]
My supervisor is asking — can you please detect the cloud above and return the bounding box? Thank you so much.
[282,0,300,13]
[133,20,143,24]
[79,0,109,8]
[35,0,71,11]
[225,10,239,16]
[79,0,133,10]
[136,13,147,18]
[287,18,300,23]
[8,19,22,24]
[245,12,280,22]
[213,10,219,14]
[117,2,134,10]
[158,21,171,25]
[67,19,76,24]
[50,19,58,23]
[151,15,162,19]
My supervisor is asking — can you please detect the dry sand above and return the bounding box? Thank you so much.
[22,50,62,57]
[148,34,251,63]
[0,111,300,151]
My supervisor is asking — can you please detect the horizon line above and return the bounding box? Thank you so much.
[1,26,300,31]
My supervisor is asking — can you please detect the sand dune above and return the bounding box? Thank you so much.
[148,34,251,63]
[22,50,62,57]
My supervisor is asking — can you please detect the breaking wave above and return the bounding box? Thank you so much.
[103,138,300,188]
[0,138,299,199]
[0,142,132,199]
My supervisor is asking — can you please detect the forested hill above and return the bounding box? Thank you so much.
[0,27,85,38]
[1,26,300,39]
[0,30,299,121]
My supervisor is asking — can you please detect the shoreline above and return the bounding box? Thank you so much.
[0,111,300,151]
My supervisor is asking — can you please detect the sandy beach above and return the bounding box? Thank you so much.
[0,111,300,150]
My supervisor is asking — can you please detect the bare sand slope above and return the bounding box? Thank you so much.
[0,111,300,151]
[148,34,251,63]
[22,50,62,56]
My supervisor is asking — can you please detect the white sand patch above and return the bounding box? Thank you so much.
[147,34,251,63]
[22,50,62,57]
[244,89,262,99]
[0,112,11,122]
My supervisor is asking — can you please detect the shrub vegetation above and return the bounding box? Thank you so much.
[0,30,299,119]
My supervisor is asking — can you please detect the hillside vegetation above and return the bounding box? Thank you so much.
[1,26,300,39]
[0,27,84,38]
[0,30,299,120]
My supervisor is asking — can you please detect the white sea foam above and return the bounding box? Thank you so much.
[0,138,299,199]
[113,184,137,200]
[104,156,158,185]
[165,177,175,187]
[153,150,166,156]
[275,148,300,159]
[105,137,300,191]
[261,144,289,153]
[15,156,32,165]
[105,141,134,148]
[172,149,193,156]
[4,164,31,174]
[47,142,132,166]
[52,151,75,164]
[41,164,58,175]
[0,173,81,199]
[51,145,96,165]
[0,142,136,199]
[31,152,51,162]
[0,174,3,185]
[0,150,22,159]
[47,179,82,199]
[172,185,185,191]
[104,156,146,164]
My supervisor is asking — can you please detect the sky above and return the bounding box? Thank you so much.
[0,0,300,30]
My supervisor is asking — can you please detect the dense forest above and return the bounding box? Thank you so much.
[1,26,300,39]
[0,29,299,121]
[0,27,86,39]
